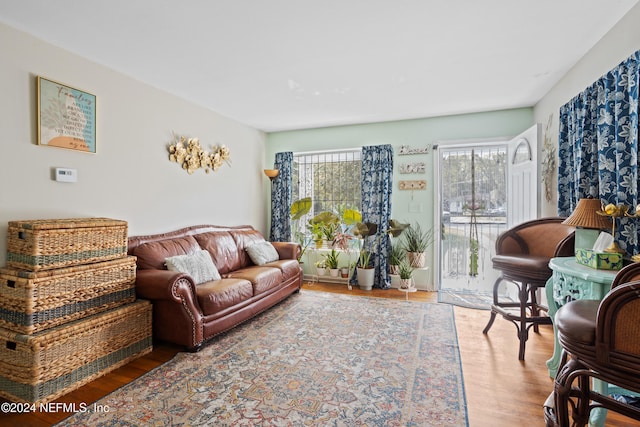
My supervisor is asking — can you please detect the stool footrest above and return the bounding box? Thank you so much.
[492,304,553,324]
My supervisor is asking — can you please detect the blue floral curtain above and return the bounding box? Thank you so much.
[558,50,640,254]
[269,152,293,242]
[361,145,394,289]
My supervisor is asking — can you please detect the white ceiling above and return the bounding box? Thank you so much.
[1,0,638,132]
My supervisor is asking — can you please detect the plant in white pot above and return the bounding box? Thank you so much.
[402,222,434,268]
[315,260,327,276]
[353,221,389,290]
[352,219,409,290]
[356,248,375,290]
[323,248,340,277]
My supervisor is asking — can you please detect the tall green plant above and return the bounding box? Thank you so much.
[398,260,413,280]
[388,244,407,266]
[402,222,434,253]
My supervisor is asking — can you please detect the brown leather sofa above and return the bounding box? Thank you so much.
[128,225,302,351]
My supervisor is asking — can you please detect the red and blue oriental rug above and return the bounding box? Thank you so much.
[59,290,468,426]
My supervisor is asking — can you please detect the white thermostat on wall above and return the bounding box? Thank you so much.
[55,168,78,183]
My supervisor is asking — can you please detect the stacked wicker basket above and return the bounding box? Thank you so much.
[0,218,152,404]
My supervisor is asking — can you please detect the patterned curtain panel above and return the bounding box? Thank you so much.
[361,145,394,289]
[558,50,640,254]
[269,152,293,242]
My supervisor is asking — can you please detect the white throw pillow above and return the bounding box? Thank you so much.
[165,250,221,284]
[246,241,279,265]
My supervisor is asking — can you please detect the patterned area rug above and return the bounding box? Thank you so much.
[58,290,468,426]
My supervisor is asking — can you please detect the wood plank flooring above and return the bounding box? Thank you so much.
[1,282,636,426]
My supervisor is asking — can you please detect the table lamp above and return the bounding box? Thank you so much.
[562,198,612,250]
[563,198,624,270]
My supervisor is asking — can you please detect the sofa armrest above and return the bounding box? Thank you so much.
[135,269,203,313]
[271,241,301,260]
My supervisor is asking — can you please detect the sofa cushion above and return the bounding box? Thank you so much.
[165,250,221,284]
[229,229,268,268]
[133,235,200,270]
[195,278,253,315]
[246,241,279,265]
[265,259,301,279]
[193,231,242,275]
[228,266,283,296]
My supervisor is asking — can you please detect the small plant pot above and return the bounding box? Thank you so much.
[329,268,340,277]
[316,267,326,276]
[340,268,349,278]
[407,252,425,268]
[389,264,400,275]
[400,278,413,289]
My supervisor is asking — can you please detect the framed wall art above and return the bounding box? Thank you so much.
[37,76,96,153]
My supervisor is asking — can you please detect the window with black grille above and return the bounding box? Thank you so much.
[292,150,362,223]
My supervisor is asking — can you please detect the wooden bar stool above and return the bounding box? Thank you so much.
[552,280,640,426]
[483,217,575,360]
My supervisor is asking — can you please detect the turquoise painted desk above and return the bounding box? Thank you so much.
[545,257,619,427]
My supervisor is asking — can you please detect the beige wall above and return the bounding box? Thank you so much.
[534,2,640,216]
[0,23,268,266]
[4,2,640,266]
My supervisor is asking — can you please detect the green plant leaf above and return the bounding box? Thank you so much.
[310,211,340,225]
[353,222,377,237]
[290,198,312,220]
[341,209,362,225]
[388,219,409,237]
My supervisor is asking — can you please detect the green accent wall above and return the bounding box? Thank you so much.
[266,108,533,281]
[267,107,532,222]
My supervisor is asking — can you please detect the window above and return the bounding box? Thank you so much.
[292,150,362,224]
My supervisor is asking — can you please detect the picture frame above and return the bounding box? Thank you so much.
[37,76,96,153]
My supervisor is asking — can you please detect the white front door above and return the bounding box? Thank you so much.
[506,124,539,227]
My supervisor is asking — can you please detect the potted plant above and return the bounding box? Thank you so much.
[340,265,349,278]
[402,222,434,268]
[323,248,340,277]
[388,243,407,275]
[352,219,409,290]
[356,248,375,290]
[308,222,324,248]
[398,260,414,289]
[315,260,327,276]
[308,211,340,248]
[352,221,379,290]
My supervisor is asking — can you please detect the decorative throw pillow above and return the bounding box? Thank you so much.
[246,241,279,265]
[165,250,221,284]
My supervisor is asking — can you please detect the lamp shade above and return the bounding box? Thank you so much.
[263,169,279,179]
[562,198,611,229]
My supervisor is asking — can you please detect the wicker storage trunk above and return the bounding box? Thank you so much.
[0,256,137,334]
[0,300,152,404]
[6,218,128,271]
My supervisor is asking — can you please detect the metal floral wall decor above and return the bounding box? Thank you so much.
[167,133,231,175]
[541,114,556,202]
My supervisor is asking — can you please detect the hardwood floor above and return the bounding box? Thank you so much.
[2,282,637,426]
